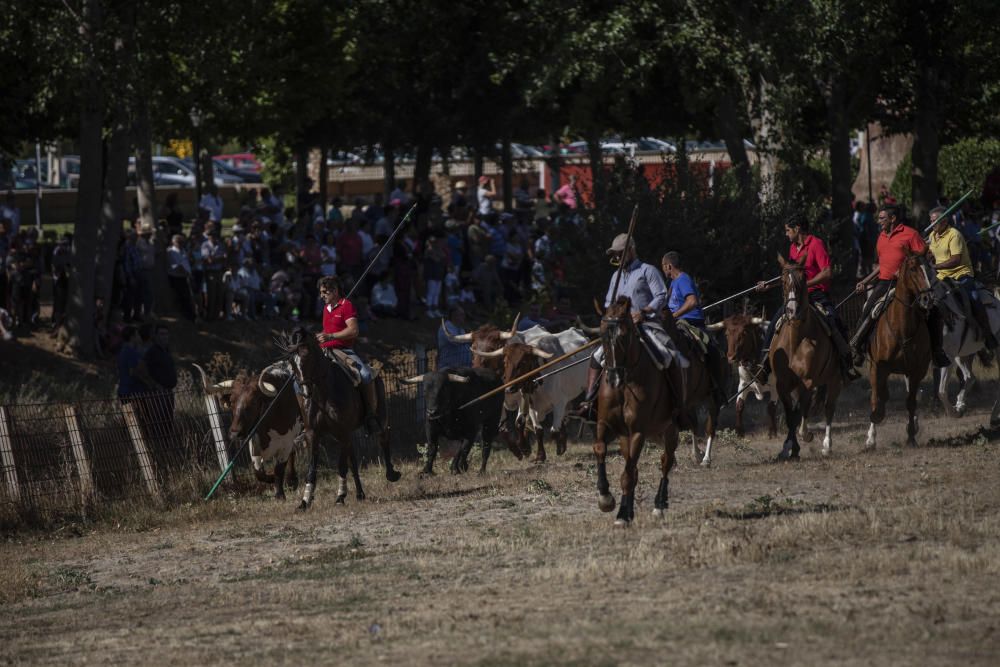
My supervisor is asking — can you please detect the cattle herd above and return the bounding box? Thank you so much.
[193,305,999,520]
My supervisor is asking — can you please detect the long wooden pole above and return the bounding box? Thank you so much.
[459,339,600,410]
[346,202,417,300]
[702,277,780,312]
[921,188,974,236]
[609,204,639,303]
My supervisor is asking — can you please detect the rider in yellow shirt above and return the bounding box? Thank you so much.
[928,206,997,349]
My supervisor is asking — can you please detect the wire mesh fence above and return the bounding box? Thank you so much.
[0,347,438,517]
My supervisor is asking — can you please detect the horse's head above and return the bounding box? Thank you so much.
[276,327,324,390]
[777,253,807,321]
[898,252,935,310]
[599,296,637,388]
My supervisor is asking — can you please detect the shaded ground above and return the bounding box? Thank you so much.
[3,397,999,665]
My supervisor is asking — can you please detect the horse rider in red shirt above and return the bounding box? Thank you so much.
[315,275,383,434]
[757,215,859,381]
[848,204,950,367]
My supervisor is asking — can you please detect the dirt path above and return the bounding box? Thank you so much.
[3,407,1000,666]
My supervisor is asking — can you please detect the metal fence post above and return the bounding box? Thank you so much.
[120,402,161,498]
[0,407,20,503]
[203,394,230,471]
[63,406,94,501]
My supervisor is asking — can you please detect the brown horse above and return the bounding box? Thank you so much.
[271,328,401,510]
[593,297,719,526]
[769,255,843,460]
[863,253,933,448]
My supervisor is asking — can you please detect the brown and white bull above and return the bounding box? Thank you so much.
[706,314,778,438]
[195,364,304,499]
[473,327,590,462]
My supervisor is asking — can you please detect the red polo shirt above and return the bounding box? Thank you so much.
[877,224,927,280]
[321,298,358,350]
[788,234,830,293]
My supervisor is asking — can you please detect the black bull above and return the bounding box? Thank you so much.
[404,367,524,474]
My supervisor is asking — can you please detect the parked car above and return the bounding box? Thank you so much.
[214,152,262,173]
[126,156,236,187]
[212,158,261,183]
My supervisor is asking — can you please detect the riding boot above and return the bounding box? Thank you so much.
[828,325,861,381]
[927,308,952,368]
[571,365,601,419]
[971,298,998,349]
[360,382,383,434]
[757,350,772,384]
[849,321,871,367]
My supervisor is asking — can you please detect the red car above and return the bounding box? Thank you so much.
[215,152,262,174]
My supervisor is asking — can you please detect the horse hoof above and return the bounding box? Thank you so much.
[356,493,366,502]
[335,495,347,505]
[419,469,435,479]
[598,494,616,513]
[800,430,814,443]
[652,508,665,519]
[386,470,402,483]
[699,459,711,468]
[287,478,299,491]
[821,448,831,458]
[614,518,631,528]
[275,491,286,501]
[906,439,919,448]
[776,451,800,462]
[297,500,310,512]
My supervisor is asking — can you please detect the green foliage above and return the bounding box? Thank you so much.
[938,138,1000,200]
[891,151,913,209]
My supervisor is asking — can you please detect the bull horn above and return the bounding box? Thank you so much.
[472,347,505,358]
[257,361,285,397]
[705,321,725,331]
[400,374,427,384]
[751,316,766,325]
[193,363,233,396]
[499,312,521,340]
[440,319,473,343]
[532,347,554,360]
[447,373,471,383]
[575,316,601,336]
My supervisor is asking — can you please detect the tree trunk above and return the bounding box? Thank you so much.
[200,143,215,197]
[383,143,395,200]
[586,134,603,210]
[501,137,513,211]
[67,0,103,359]
[546,135,561,197]
[295,145,309,200]
[318,144,329,213]
[826,78,853,222]
[95,117,130,310]
[714,90,752,197]
[749,74,782,202]
[414,142,433,191]
[473,150,484,185]
[134,99,156,231]
[911,64,941,224]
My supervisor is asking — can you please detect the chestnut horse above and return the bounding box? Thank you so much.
[593,297,718,526]
[273,328,401,510]
[863,254,934,448]
[769,255,843,460]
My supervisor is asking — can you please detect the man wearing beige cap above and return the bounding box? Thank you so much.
[574,233,670,418]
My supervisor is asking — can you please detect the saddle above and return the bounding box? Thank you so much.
[675,319,709,356]
[323,348,374,387]
[869,286,896,323]
[774,303,834,338]
[636,321,689,371]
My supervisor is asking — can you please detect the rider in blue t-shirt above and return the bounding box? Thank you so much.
[662,251,705,329]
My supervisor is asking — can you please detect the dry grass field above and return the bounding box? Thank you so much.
[2,388,1000,666]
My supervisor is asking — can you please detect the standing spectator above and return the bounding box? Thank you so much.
[500,236,524,305]
[51,234,72,329]
[166,234,196,321]
[0,306,13,341]
[375,201,397,239]
[514,178,534,223]
[159,192,185,237]
[477,176,496,217]
[466,216,490,268]
[448,180,470,220]
[369,273,398,318]
[472,255,502,309]
[320,232,338,277]
[392,234,416,320]
[199,184,224,223]
[445,218,463,269]
[336,219,364,281]
[553,174,578,210]
[327,197,344,226]
[444,265,461,309]
[437,305,472,368]
[423,233,446,318]
[300,236,323,318]
[201,225,227,320]
[120,230,143,322]
[389,180,410,206]
[0,219,9,311]
[235,257,269,319]
[0,191,20,236]
[137,222,157,319]
[260,187,285,230]
[116,325,151,402]
[142,323,178,438]
[8,254,38,331]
